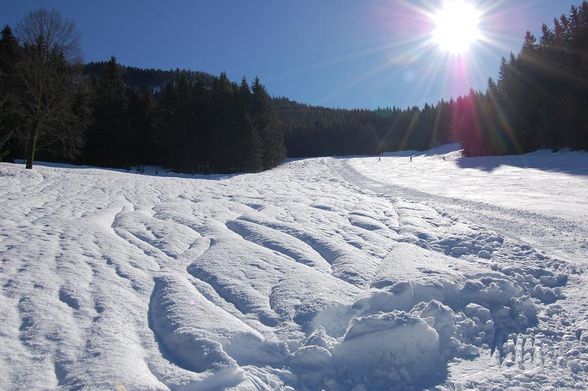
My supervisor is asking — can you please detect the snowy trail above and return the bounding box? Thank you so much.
[328,156,588,263]
[1,150,587,390]
[328,151,588,389]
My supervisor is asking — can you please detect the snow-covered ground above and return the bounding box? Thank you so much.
[1,146,587,390]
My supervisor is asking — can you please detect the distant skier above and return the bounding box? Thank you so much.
[409,156,413,162]
[442,156,446,161]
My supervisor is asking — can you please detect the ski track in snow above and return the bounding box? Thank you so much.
[0,149,587,390]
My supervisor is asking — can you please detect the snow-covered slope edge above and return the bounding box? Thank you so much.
[0,150,586,390]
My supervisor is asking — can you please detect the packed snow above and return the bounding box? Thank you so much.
[1,145,587,390]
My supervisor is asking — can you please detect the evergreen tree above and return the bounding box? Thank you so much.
[252,77,285,169]
[0,25,21,160]
[237,77,261,171]
[152,81,180,169]
[210,72,238,171]
[128,88,157,165]
[83,56,132,167]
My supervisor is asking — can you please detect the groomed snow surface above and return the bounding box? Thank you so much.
[1,145,587,390]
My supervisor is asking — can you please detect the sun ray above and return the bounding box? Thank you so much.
[431,0,483,55]
[272,0,527,111]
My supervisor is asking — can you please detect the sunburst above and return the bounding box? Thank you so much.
[431,0,483,55]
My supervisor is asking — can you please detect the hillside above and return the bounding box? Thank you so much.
[1,147,587,390]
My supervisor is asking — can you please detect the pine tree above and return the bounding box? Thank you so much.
[83,56,132,167]
[251,77,285,169]
[210,72,238,171]
[237,77,261,171]
[152,81,180,169]
[0,25,20,160]
[128,88,156,165]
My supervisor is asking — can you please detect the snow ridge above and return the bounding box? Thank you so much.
[0,151,586,390]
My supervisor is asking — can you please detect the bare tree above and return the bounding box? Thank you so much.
[14,8,86,169]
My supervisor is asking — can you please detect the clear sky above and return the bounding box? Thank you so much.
[0,0,579,109]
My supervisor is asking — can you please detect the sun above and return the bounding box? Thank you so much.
[431,0,482,55]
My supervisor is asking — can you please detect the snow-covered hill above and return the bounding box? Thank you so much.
[1,147,587,390]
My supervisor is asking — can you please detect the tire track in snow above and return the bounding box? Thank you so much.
[110,205,171,264]
[236,215,380,288]
[186,261,279,327]
[146,273,288,389]
[225,218,333,273]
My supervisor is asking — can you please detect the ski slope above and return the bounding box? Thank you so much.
[0,146,587,390]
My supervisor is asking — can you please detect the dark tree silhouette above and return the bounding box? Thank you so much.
[0,25,21,160]
[13,8,87,169]
[82,56,134,168]
[5,3,585,174]
[452,2,588,155]
[252,77,285,169]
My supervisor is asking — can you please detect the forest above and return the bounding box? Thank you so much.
[0,2,586,173]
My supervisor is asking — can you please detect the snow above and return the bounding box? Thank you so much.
[1,146,587,390]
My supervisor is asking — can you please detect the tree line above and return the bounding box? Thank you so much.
[1,4,586,173]
[452,2,588,156]
[276,98,452,157]
[0,8,284,173]
[279,3,587,158]
[81,58,284,172]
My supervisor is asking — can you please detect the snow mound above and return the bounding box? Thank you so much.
[333,311,445,390]
[290,311,446,391]
[149,275,289,372]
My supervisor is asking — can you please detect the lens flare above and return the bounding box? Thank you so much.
[281,0,513,108]
[432,1,482,55]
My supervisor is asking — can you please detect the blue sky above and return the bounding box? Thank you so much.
[0,0,579,109]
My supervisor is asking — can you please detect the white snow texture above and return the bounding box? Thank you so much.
[1,145,587,390]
